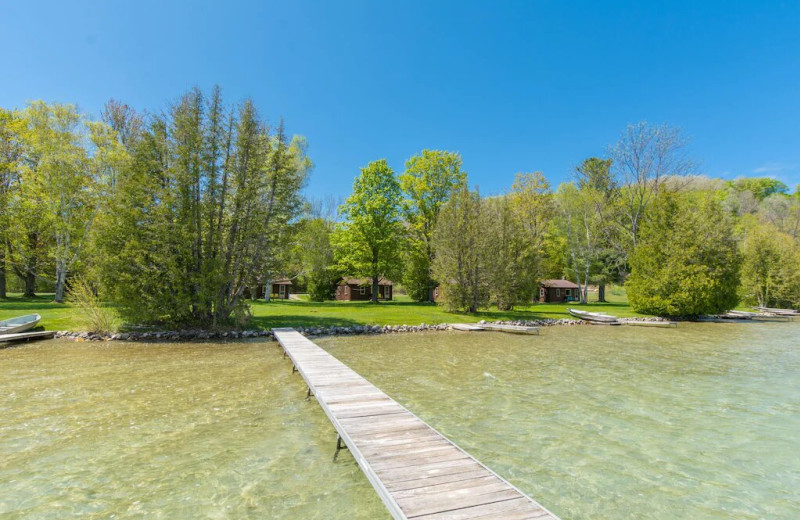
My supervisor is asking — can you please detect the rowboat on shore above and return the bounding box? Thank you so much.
[0,314,41,334]
[568,308,620,324]
[753,306,799,317]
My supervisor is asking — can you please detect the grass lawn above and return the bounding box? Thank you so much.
[1,286,643,331]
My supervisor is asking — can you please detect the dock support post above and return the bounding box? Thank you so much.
[306,386,313,400]
[333,435,348,462]
[292,365,297,374]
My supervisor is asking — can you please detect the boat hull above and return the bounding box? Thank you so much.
[0,314,41,334]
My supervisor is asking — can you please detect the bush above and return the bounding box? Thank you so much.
[68,277,118,333]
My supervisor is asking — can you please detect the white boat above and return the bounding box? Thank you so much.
[568,308,620,324]
[753,306,799,317]
[0,314,41,334]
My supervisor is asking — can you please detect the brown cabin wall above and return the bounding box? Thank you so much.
[538,286,578,303]
[335,284,392,301]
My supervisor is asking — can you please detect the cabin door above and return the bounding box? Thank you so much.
[279,285,286,298]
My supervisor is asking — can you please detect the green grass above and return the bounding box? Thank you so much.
[0,288,642,331]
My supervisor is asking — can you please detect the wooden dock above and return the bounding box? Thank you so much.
[0,330,55,343]
[273,328,561,520]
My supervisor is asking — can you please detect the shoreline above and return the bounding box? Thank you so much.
[51,316,674,342]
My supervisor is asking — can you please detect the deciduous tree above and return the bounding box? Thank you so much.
[400,150,466,301]
[334,159,404,303]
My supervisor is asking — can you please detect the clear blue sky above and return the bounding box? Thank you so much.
[2,1,799,198]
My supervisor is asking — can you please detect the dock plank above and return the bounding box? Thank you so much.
[273,328,561,520]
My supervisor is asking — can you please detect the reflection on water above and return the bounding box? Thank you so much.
[0,341,387,519]
[320,322,800,520]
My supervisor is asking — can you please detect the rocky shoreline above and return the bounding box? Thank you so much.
[51,315,675,342]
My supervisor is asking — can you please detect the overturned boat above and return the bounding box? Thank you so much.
[568,308,620,324]
[0,314,41,334]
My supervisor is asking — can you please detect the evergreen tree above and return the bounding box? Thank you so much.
[94,87,310,325]
[432,186,488,312]
[627,192,741,316]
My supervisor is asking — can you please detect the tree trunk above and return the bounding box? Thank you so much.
[54,262,67,303]
[371,276,379,303]
[0,250,6,299]
[598,283,606,303]
[23,271,36,297]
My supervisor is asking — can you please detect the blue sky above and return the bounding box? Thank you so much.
[2,1,799,198]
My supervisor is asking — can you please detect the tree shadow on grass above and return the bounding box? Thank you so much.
[249,314,364,329]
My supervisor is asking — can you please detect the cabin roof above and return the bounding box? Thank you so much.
[339,277,393,286]
[540,279,579,289]
[272,278,293,285]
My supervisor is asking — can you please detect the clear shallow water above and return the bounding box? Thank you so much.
[2,324,798,520]
[0,341,387,519]
[319,322,800,520]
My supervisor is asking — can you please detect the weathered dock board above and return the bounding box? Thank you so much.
[480,323,540,335]
[273,328,561,520]
[0,330,55,343]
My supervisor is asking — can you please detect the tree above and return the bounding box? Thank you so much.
[575,157,624,301]
[14,102,120,303]
[400,150,466,301]
[729,177,788,201]
[556,182,602,303]
[626,192,741,316]
[508,172,555,298]
[296,217,337,301]
[484,196,527,310]
[432,186,488,312]
[334,159,404,303]
[740,219,800,308]
[94,87,310,325]
[0,109,23,298]
[611,122,695,251]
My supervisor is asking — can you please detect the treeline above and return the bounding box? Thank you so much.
[2,90,799,324]
[292,123,800,316]
[0,87,310,326]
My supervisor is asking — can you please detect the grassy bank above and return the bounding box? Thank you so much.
[0,287,643,331]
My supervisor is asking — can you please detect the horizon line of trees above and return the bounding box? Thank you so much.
[3,92,800,325]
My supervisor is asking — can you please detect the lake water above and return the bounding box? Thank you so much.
[2,322,799,519]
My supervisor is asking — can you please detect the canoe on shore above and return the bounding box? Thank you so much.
[621,320,678,328]
[0,313,41,334]
[568,308,620,324]
[753,306,799,317]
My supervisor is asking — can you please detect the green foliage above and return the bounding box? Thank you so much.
[94,87,309,326]
[400,150,466,301]
[626,192,741,316]
[431,186,488,312]
[728,177,788,201]
[334,159,405,302]
[296,218,338,301]
[508,172,556,296]
[68,276,118,333]
[484,196,528,310]
[739,219,800,308]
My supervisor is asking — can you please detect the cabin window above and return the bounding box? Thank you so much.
[556,288,561,297]
[360,286,366,295]
[565,289,571,296]
[345,286,349,295]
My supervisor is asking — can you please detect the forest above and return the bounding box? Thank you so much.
[1,87,799,327]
